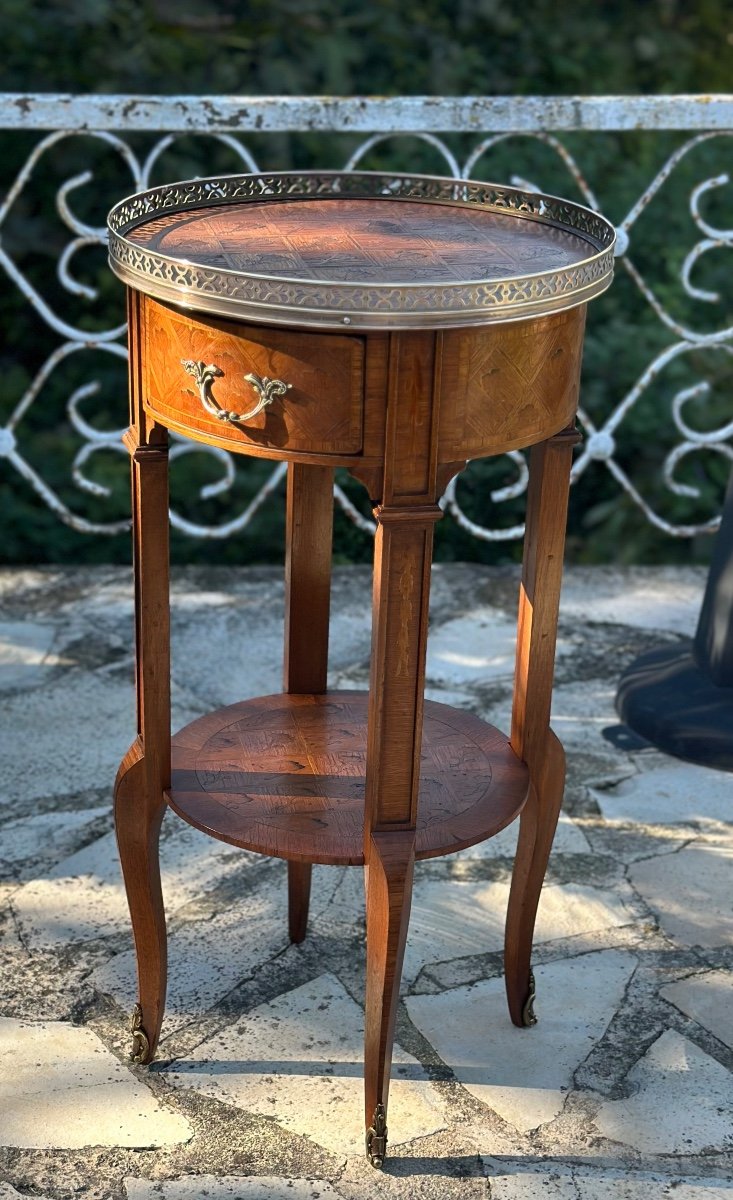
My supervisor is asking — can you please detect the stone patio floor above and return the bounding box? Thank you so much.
[0,563,731,1200]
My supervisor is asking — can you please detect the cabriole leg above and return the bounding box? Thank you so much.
[362,501,440,1164]
[505,428,578,1027]
[115,743,167,1061]
[358,329,442,1164]
[505,732,565,1026]
[364,830,415,1168]
[115,288,171,1063]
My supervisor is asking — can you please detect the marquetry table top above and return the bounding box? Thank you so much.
[108,170,615,330]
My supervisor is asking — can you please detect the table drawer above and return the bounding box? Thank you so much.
[143,299,365,456]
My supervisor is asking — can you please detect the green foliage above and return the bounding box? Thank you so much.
[2,1,732,97]
[1,1,731,566]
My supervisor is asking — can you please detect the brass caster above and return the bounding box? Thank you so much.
[521,969,538,1027]
[366,1102,388,1168]
[130,1003,152,1064]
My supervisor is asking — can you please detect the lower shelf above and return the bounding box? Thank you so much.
[167,690,529,866]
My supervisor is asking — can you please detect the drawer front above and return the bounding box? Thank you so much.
[143,299,365,456]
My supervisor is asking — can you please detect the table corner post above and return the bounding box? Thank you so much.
[361,328,445,1165]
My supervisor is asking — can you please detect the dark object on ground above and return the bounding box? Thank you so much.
[617,472,733,772]
[601,723,653,753]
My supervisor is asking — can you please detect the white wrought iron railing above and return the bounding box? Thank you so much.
[1,94,732,544]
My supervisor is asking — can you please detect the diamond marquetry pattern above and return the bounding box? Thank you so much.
[128,198,594,285]
[167,692,529,865]
[438,306,586,459]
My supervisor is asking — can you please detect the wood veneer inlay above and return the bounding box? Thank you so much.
[167,691,529,865]
[128,198,595,284]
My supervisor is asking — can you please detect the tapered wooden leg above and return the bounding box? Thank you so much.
[283,462,334,942]
[505,428,578,1028]
[287,860,312,944]
[364,830,416,1168]
[114,742,167,1061]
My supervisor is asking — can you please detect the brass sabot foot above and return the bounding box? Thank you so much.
[366,1102,388,1168]
[130,1003,152,1064]
[521,968,538,1027]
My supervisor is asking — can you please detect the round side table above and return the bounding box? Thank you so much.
[108,171,615,1166]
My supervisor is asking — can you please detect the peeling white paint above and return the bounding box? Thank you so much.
[2,93,732,133]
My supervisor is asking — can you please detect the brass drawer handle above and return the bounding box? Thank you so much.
[182,360,292,424]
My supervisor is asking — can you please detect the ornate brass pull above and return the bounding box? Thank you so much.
[181,360,291,424]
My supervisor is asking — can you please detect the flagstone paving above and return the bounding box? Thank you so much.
[591,761,733,825]
[0,564,731,1200]
[594,1028,733,1154]
[124,1180,342,1199]
[661,969,733,1050]
[629,844,733,948]
[407,949,637,1133]
[166,973,447,1158]
[487,1170,733,1199]
[0,1018,192,1149]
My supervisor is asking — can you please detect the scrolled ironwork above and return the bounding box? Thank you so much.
[0,97,731,544]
